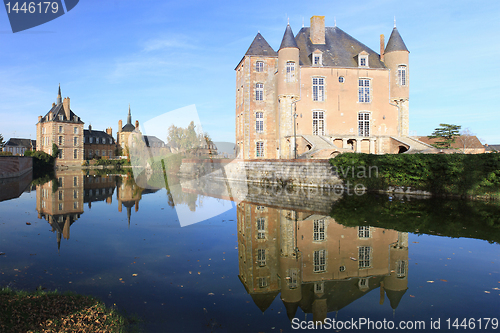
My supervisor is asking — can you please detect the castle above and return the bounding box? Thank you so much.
[235,16,427,159]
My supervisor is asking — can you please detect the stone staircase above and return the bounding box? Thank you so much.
[391,136,436,153]
[299,135,344,159]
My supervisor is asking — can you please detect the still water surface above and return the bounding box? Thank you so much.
[0,171,499,332]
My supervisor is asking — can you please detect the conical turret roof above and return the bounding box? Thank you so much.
[245,33,277,57]
[384,27,409,53]
[279,24,298,50]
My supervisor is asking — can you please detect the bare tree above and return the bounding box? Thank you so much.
[457,128,476,153]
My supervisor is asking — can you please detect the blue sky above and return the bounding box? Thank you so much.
[1,0,499,143]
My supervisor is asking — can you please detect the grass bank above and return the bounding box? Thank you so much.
[330,153,500,198]
[0,287,130,333]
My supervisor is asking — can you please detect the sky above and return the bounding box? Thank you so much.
[0,0,499,144]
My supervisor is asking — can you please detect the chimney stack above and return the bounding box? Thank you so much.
[106,127,112,136]
[135,120,139,130]
[88,124,92,133]
[310,16,325,44]
[63,97,70,120]
[118,120,123,131]
[380,34,385,62]
[38,116,42,122]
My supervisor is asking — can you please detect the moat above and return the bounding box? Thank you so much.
[0,171,499,332]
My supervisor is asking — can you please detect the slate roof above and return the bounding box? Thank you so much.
[384,27,409,53]
[245,33,278,57]
[279,24,299,50]
[295,26,386,68]
[5,138,36,148]
[485,144,500,152]
[39,103,84,124]
[143,135,166,148]
[84,129,115,144]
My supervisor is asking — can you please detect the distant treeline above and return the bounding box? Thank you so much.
[330,153,500,198]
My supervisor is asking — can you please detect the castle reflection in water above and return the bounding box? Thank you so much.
[237,201,408,321]
[32,171,408,321]
[34,171,158,251]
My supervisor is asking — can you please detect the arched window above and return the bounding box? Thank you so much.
[286,61,295,82]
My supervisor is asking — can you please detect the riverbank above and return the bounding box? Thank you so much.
[0,287,129,333]
[330,153,500,199]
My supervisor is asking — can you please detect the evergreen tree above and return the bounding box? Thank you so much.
[0,133,5,150]
[428,124,461,148]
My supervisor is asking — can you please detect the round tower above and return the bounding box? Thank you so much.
[384,26,410,136]
[277,24,300,158]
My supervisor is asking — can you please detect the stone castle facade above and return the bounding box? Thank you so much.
[236,16,414,159]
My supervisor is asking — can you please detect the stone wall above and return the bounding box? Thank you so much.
[178,159,341,188]
[0,156,33,179]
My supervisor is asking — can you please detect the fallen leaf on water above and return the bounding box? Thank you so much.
[0,252,5,256]
[189,271,192,274]
[447,258,451,260]
[427,281,435,283]
[493,288,499,290]
[350,257,357,261]
[208,293,214,296]
[412,242,419,243]
[410,295,415,298]
[26,222,31,225]
[197,272,201,275]
[440,279,448,282]
[166,255,170,257]
[132,274,138,277]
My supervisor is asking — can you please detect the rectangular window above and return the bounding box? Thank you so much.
[313,54,322,66]
[258,277,268,288]
[58,126,63,133]
[312,77,324,101]
[59,115,63,121]
[398,65,407,86]
[358,246,371,268]
[73,176,77,186]
[73,189,77,199]
[256,141,264,157]
[358,226,371,238]
[313,219,325,241]
[255,112,264,133]
[397,260,407,278]
[58,203,63,211]
[255,61,264,72]
[360,56,367,67]
[313,250,326,272]
[312,111,325,136]
[255,83,263,101]
[288,268,298,289]
[257,217,265,240]
[73,202,78,209]
[74,137,78,146]
[73,127,77,134]
[358,79,371,103]
[58,136,63,145]
[96,150,100,156]
[109,150,113,156]
[358,112,370,137]
[257,249,266,267]
[58,190,63,200]
[286,61,295,82]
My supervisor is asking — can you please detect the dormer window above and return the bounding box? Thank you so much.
[358,51,369,67]
[312,51,323,66]
[59,115,63,121]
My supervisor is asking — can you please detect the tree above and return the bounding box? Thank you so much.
[52,143,60,158]
[428,124,461,148]
[457,128,476,153]
[0,133,5,151]
[166,121,200,152]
